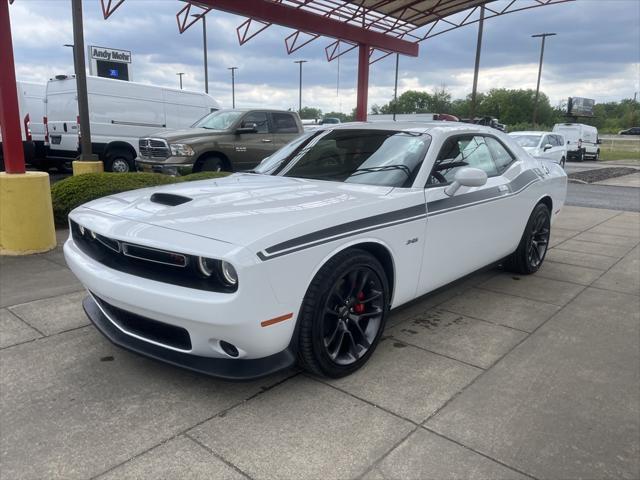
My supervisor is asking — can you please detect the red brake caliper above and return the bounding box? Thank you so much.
[354,291,365,314]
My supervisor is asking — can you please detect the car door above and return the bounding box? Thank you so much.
[270,112,302,149]
[418,134,524,295]
[232,111,275,170]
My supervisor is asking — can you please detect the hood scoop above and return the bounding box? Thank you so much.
[149,192,192,206]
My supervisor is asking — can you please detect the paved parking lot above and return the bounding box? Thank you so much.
[1,206,639,480]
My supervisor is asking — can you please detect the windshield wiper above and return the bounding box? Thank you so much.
[350,164,412,178]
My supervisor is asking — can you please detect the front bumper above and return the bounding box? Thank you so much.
[136,156,194,174]
[83,294,295,380]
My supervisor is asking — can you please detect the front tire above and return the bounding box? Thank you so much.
[297,249,389,378]
[196,155,225,172]
[504,203,551,275]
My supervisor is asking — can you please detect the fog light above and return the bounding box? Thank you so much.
[219,340,239,358]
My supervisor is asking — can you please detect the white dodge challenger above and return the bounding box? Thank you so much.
[65,122,567,380]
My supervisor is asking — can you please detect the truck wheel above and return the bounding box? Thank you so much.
[197,156,225,172]
[594,150,600,161]
[560,157,566,169]
[105,150,134,173]
[578,149,585,162]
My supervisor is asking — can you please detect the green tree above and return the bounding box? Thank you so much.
[298,107,322,120]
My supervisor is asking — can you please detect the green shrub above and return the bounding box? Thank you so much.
[51,171,230,227]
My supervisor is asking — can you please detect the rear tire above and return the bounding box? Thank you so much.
[104,149,134,173]
[504,203,551,275]
[578,149,585,162]
[297,249,389,378]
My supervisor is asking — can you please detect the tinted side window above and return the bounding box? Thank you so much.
[485,137,515,173]
[429,135,497,185]
[272,113,299,133]
[242,112,269,134]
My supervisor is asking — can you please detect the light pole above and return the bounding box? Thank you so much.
[294,60,307,113]
[228,67,238,108]
[177,72,185,90]
[531,32,556,125]
[70,0,97,163]
[191,13,208,93]
[63,43,75,66]
[393,53,399,121]
[470,5,485,119]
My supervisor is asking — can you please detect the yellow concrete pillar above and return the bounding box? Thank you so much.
[73,160,103,175]
[0,171,56,255]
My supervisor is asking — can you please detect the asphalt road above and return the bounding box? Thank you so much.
[566,183,640,212]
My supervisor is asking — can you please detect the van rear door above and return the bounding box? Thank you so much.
[46,81,79,155]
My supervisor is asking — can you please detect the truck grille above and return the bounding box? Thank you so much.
[139,138,170,160]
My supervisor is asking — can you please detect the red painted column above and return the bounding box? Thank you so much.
[355,43,369,122]
[0,0,26,174]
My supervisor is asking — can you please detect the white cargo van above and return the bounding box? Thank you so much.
[0,81,46,170]
[45,75,220,172]
[552,123,600,161]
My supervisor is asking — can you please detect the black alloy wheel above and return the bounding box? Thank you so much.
[527,207,550,270]
[297,249,389,378]
[322,266,384,365]
[505,202,551,274]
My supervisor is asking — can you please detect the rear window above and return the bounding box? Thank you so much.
[510,135,541,148]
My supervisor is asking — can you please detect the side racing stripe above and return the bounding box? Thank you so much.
[257,170,542,261]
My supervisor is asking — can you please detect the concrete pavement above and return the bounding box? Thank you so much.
[1,206,639,479]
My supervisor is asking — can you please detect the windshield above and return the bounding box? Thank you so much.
[255,128,430,188]
[510,135,541,148]
[192,110,242,130]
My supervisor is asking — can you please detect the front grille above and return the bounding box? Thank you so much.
[92,293,192,350]
[139,138,170,159]
[70,220,237,293]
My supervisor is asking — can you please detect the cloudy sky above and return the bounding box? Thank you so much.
[9,0,640,113]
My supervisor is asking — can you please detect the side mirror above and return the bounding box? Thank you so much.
[567,140,570,145]
[543,143,553,152]
[444,167,487,197]
[236,122,258,134]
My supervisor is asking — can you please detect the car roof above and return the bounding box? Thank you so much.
[509,131,559,135]
[216,108,297,114]
[318,121,501,135]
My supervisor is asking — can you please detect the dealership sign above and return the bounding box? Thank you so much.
[90,46,131,63]
[88,46,132,81]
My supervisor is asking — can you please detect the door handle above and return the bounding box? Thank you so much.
[261,139,272,143]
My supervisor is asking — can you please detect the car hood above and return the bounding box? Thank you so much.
[146,127,228,142]
[521,146,537,153]
[80,174,395,247]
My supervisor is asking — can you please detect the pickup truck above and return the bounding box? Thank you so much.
[136,109,304,174]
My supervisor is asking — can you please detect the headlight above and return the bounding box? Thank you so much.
[197,257,216,277]
[197,257,238,287]
[169,143,195,157]
[221,261,238,286]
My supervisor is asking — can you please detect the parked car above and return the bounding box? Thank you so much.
[0,81,46,171]
[552,123,600,161]
[509,131,567,168]
[618,127,640,135]
[45,75,219,172]
[65,122,567,380]
[136,109,304,174]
